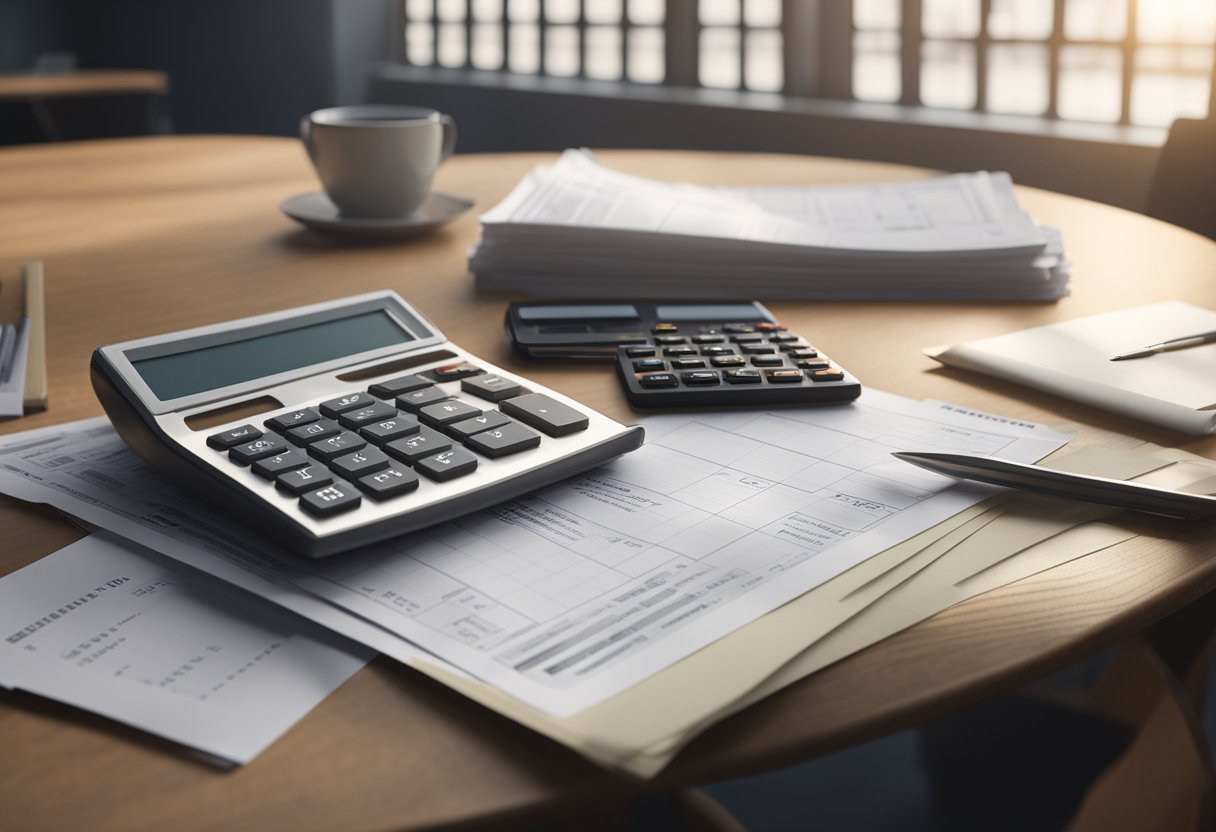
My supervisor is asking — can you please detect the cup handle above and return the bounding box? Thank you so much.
[439,114,457,161]
[299,116,317,163]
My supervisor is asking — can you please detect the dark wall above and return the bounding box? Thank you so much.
[58,0,339,136]
[0,0,64,69]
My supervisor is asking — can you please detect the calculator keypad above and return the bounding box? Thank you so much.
[615,320,860,407]
[209,360,599,528]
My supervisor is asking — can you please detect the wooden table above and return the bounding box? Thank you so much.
[0,70,169,142]
[2,136,1215,832]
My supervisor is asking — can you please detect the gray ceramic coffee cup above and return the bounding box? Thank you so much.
[301,105,457,219]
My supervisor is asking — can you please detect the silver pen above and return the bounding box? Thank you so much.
[0,324,15,384]
[892,451,1216,521]
[1110,329,1216,361]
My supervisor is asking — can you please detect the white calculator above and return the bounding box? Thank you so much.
[91,291,644,558]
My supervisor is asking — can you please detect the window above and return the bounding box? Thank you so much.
[399,0,1215,128]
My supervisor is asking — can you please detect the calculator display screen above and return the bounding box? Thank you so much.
[132,310,414,400]
[654,304,767,322]
[517,305,639,321]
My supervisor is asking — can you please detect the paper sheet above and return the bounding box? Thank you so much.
[0,391,1069,717]
[0,532,372,765]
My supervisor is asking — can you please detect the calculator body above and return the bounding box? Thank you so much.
[91,291,644,558]
[505,300,862,408]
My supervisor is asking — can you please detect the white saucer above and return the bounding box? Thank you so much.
[280,191,475,240]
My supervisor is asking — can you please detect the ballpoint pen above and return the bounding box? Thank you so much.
[892,451,1216,521]
[1110,329,1216,361]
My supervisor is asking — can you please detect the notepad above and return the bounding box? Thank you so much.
[926,302,1216,435]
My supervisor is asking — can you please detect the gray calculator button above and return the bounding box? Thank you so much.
[740,344,778,355]
[624,346,656,358]
[770,333,799,343]
[307,431,367,462]
[419,399,483,427]
[338,400,399,429]
[710,355,746,368]
[276,465,333,496]
[465,422,542,459]
[285,418,341,446]
[446,410,511,439]
[500,393,589,437]
[796,358,832,370]
[750,356,784,367]
[461,374,524,402]
[251,448,311,479]
[385,426,452,464]
[670,358,706,369]
[415,447,479,482]
[662,346,697,358]
[766,369,806,383]
[264,409,320,433]
[681,371,721,386]
[207,424,262,449]
[729,333,763,342]
[789,347,820,359]
[723,369,762,384]
[361,414,421,445]
[319,392,374,418]
[330,447,391,480]
[368,374,432,399]
[299,479,361,517]
[691,335,725,344]
[228,435,288,465]
[356,466,420,500]
[699,345,734,356]
[396,386,451,412]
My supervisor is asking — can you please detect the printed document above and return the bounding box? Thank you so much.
[0,391,1070,715]
[0,532,371,764]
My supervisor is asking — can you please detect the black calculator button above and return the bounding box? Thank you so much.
[638,372,679,389]
[691,335,725,344]
[796,358,832,370]
[663,346,697,357]
[286,418,341,446]
[769,333,800,343]
[276,465,333,496]
[670,358,707,369]
[319,392,375,418]
[710,355,746,368]
[229,436,288,465]
[740,344,777,355]
[729,333,764,343]
[625,346,656,358]
[723,369,762,384]
[652,323,679,333]
[251,448,311,480]
[419,399,483,427]
[264,409,319,434]
[299,480,362,517]
[330,447,391,480]
[465,422,542,458]
[307,431,368,462]
[778,341,812,353]
[396,386,451,412]
[356,466,420,500]
[810,368,846,382]
[699,345,734,356]
[653,335,685,344]
[207,425,262,449]
[751,356,785,367]
[447,410,511,439]
[416,447,479,482]
[338,400,400,429]
[633,359,667,372]
[361,414,421,445]
[367,374,432,399]
[681,371,721,386]
[765,369,805,383]
[385,426,453,464]
[500,393,589,437]
[424,362,483,383]
[462,374,524,403]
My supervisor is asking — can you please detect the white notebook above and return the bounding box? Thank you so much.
[926,302,1216,435]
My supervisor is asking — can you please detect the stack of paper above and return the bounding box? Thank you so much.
[470,150,1070,301]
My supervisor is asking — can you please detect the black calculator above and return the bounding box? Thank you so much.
[505,301,862,408]
[92,291,643,558]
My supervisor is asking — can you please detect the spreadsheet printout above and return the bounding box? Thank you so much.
[0,533,371,764]
[0,391,1070,714]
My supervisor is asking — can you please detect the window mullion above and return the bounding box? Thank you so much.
[900,0,923,106]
